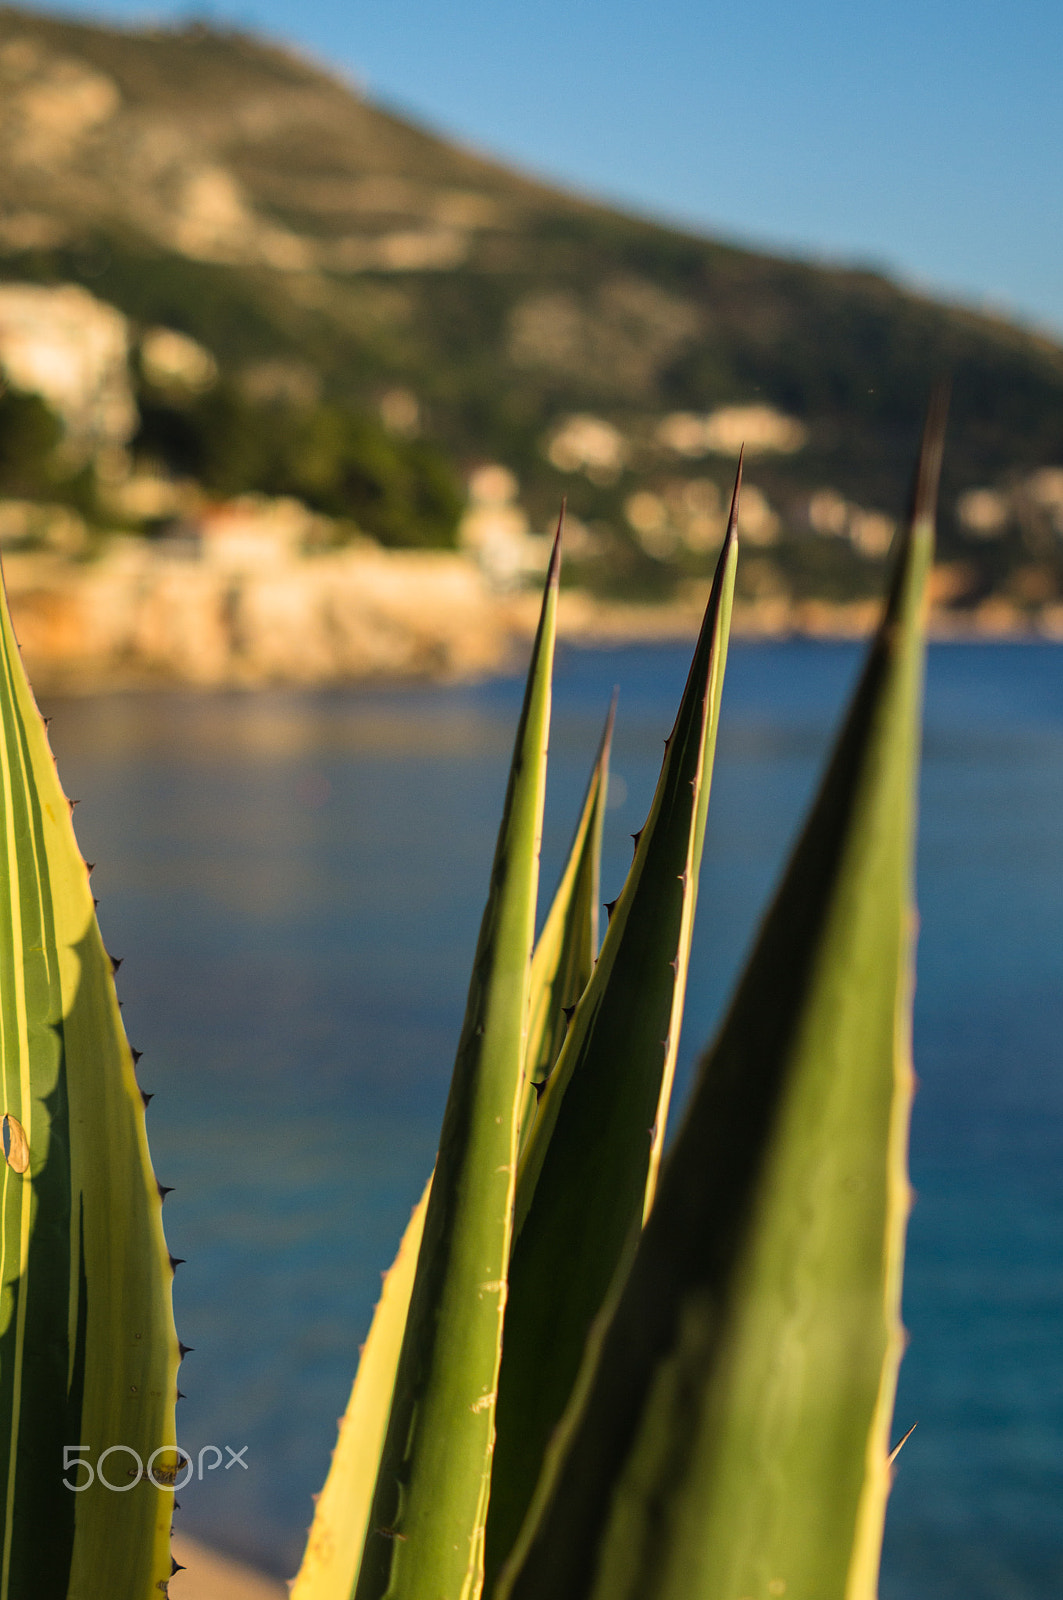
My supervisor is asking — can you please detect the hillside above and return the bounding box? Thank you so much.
[1,5,1063,617]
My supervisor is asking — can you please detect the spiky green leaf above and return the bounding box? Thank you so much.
[353,524,562,1600]
[497,397,946,1600]
[295,689,610,1600]
[484,490,738,1589]
[0,575,180,1599]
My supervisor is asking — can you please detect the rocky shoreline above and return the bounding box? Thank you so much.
[4,544,1059,695]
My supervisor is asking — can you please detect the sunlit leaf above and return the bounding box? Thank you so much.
[0,575,181,1599]
[352,523,562,1600]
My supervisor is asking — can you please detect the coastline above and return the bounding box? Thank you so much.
[4,545,1058,695]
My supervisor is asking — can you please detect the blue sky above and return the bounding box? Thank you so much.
[37,0,1063,335]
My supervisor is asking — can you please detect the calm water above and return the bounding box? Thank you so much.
[43,641,1063,1597]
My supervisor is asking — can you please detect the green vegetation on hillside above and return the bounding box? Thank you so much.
[0,386,62,496]
[0,384,99,523]
[134,382,462,547]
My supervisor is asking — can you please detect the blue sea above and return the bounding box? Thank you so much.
[43,640,1063,1597]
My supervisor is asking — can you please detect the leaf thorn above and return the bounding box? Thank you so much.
[888,1421,919,1466]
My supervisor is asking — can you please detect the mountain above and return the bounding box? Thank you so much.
[1,4,1063,613]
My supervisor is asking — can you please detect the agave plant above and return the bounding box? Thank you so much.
[291,395,945,1600]
[0,397,944,1600]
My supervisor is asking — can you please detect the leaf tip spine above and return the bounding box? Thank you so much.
[888,1421,919,1466]
[547,502,565,588]
[601,684,619,751]
[724,447,743,547]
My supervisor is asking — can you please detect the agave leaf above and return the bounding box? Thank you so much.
[291,1178,431,1600]
[295,686,608,1600]
[484,487,739,1590]
[518,696,615,1154]
[353,524,562,1600]
[0,574,180,1598]
[498,396,947,1600]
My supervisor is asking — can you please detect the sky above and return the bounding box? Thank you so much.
[34,0,1063,336]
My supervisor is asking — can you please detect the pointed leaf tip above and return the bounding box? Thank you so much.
[725,450,743,543]
[605,683,619,735]
[888,1422,919,1467]
[547,503,565,588]
[882,386,949,622]
[908,385,949,528]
